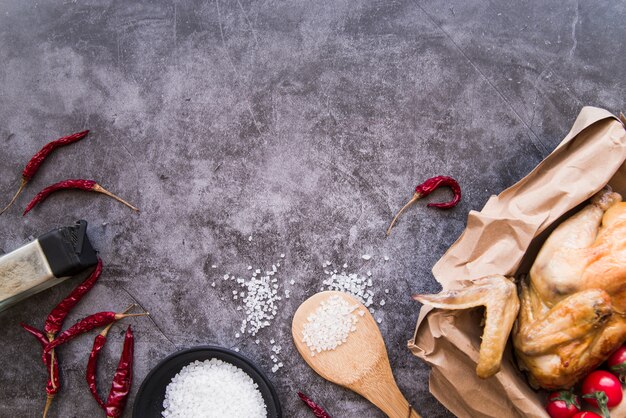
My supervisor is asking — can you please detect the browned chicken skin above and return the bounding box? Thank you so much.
[514,188,626,389]
[416,187,626,386]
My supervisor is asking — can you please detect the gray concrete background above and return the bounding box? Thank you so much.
[0,1,624,417]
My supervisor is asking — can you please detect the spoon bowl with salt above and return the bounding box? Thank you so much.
[292,291,421,418]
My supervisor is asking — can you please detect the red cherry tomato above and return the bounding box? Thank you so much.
[581,370,623,417]
[572,413,602,418]
[607,345,626,383]
[582,370,623,408]
[546,391,581,418]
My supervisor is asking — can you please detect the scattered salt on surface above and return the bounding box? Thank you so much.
[302,295,360,356]
[322,271,375,307]
[162,359,267,418]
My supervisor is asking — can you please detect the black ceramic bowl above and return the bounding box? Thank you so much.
[133,346,282,418]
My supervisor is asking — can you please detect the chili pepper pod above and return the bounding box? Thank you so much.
[105,326,134,418]
[0,130,89,215]
[386,175,461,236]
[297,391,332,418]
[43,309,148,358]
[44,257,103,398]
[45,258,103,337]
[23,179,140,216]
[87,323,114,410]
[20,323,60,418]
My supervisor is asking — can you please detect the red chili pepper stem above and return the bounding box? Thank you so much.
[0,178,27,215]
[386,176,461,236]
[49,349,57,391]
[386,192,423,236]
[42,394,54,418]
[92,184,139,212]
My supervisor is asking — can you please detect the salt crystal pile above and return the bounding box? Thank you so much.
[217,261,284,337]
[302,295,362,356]
[322,270,375,308]
[238,273,282,336]
[321,257,389,323]
[162,359,267,418]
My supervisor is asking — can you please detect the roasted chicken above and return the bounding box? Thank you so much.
[514,188,626,389]
[415,187,626,388]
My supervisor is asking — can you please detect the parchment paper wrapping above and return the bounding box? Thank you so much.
[409,107,626,418]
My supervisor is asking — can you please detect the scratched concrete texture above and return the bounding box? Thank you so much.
[0,0,624,417]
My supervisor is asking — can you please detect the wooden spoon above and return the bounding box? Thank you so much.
[292,291,421,418]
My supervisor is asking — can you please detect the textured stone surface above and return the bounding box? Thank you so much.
[0,1,624,417]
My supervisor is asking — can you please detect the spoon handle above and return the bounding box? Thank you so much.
[354,363,422,418]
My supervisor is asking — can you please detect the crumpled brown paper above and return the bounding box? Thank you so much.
[409,107,626,418]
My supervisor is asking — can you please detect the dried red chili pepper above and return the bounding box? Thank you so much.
[86,323,114,410]
[43,309,147,358]
[105,325,134,418]
[45,258,103,337]
[20,323,60,418]
[23,179,139,215]
[298,391,332,418]
[43,257,103,392]
[1,130,89,214]
[386,175,461,235]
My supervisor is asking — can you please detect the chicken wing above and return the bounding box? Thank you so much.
[414,275,519,378]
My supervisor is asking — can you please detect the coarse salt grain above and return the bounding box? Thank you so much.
[361,254,371,260]
[322,271,375,307]
[224,263,284,337]
[162,359,267,418]
[301,295,360,356]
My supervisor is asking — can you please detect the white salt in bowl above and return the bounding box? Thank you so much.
[133,346,282,418]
